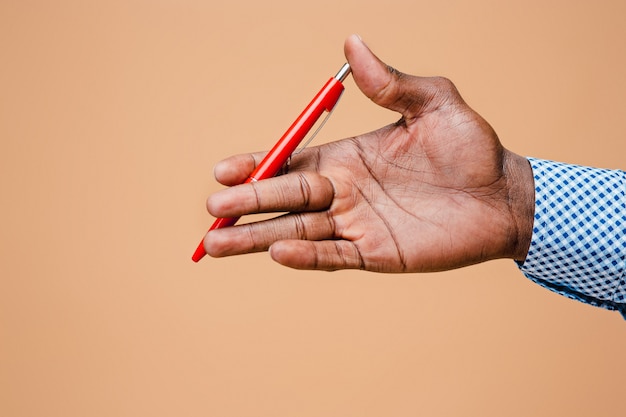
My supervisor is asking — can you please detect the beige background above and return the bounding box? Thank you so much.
[1,1,625,416]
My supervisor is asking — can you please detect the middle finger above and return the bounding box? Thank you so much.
[206,171,335,219]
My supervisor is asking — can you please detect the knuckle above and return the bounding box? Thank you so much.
[296,173,334,211]
[249,182,263,213]
[420,76,461,110]
[430,76,455,90]
[430,76,461,100]
[296,173,312,209]
[292,213,308,240]
[243,224,262,251]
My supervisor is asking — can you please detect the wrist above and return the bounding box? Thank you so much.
[503,150,535,261]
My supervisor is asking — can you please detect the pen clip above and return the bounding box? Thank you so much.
[292,88,345,155]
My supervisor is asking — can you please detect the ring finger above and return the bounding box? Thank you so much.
[204,210,337,257]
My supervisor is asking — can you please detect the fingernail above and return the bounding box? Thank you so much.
[353,34,370,50]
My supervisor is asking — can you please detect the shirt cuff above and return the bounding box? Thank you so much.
[517,157,626,317]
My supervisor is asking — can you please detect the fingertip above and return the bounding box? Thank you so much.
[344,33,365,55]
[268,241,287,264]
[343,34,395,104]
[212,160,229,184]
[205,194,218,217]
[343,33,376,72]
[213,154,257,186]
[203,228,234,258]
[269,241,307,269]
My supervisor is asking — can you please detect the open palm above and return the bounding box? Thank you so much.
[203,35,533,272]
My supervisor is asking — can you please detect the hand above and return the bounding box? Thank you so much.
[202,35,534,272]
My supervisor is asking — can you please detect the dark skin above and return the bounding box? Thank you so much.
[202,35,535,272]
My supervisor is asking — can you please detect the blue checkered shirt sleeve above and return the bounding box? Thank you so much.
[517,158,626,318]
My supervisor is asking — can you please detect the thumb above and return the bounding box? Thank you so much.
[344,34,459,119]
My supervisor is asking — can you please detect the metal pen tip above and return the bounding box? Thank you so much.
[335,63,351,82]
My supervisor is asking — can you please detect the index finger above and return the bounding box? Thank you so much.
[213,146,320,186]
[213,152,266,186]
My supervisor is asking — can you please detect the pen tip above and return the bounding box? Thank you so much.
[192,243,206,262]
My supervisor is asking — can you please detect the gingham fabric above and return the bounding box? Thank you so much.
[517,157,626,318]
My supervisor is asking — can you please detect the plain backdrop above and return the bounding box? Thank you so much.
[1,1,625,416]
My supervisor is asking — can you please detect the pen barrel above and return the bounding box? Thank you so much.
[209,216,240,230]
[249,77,345,180]
[192,72,348,263]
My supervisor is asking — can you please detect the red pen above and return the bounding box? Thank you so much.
[192,63,352,262]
